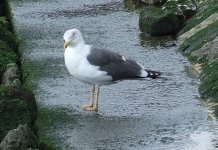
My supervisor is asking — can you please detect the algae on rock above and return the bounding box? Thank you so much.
[0,0,38,149]
[177,0,218,112]
[0,41,17,82]
[0,124,39,150]
[139,6,183,35]
[139,0,197,35]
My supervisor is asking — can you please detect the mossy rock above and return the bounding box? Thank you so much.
[0,41,17,81]
[163,0,197,21]
[0,124,39,150]
[178,0,218,36]
[0,24,19,51]
[0,98,30,140]
[199,59,218,102]
[0,0,14,32]
[190,36,218,63]
[0,85,37,141]
[0,17,9,30]
[139,6,183,35]
[179,19,218,59]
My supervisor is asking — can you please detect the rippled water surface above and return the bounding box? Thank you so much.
[12,0,218,149]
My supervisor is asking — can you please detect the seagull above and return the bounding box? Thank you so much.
[63,28,161,111]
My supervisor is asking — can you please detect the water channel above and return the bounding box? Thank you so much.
[12,0,218,149]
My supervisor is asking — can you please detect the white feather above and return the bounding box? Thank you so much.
[64,39,112,85]
[136,62,148,77]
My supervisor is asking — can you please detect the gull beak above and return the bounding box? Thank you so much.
[64,41,71,49]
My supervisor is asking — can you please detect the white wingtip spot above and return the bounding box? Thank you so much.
[140,69,148,77]
[121,56,126,61]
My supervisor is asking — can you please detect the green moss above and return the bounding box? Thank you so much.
[0,84,38,145]
[0,17,9,30]
[0,0,39,149]
[0,41,17,81]
[178,0,218,35]
[0,98,29,140]
[21,60,35,90]
[1,0,16,32]
[0,87,30,140]
[179,19,218,60]
[139,6,182,35]
[36,107,74,150]
[177,1,218,117]
[0,24,19,51]
[21,59,46,90]
[184,21,218,101]
[199,59,218,102]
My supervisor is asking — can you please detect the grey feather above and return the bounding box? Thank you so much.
[87,47,143,81]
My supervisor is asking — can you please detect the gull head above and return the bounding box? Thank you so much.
[63,28,84,49]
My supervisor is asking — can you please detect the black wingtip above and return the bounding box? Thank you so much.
[145,70,162,79]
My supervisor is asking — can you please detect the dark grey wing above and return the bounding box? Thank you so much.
[87,47,143,81]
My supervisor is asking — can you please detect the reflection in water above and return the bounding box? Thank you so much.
[139,32,176,48]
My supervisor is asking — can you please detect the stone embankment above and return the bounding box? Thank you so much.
[0,0,38,149]
[178,0,218,115]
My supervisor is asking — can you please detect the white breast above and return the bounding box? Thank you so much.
[64,45,112,85]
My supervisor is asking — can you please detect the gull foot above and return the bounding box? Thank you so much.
[82,104,98,111]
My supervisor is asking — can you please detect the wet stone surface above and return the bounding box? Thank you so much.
[12,0,218,149]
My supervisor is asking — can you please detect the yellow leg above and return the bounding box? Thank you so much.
[82,85,95,109]
[91,85,95,106]
[82,85,99,112]
[95,85,100,111]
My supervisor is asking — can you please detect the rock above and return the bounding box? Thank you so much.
[139,6,183,35]
[1,63,22,96]
[0,61,37,141]
[0,88,38,144]
[0,124,38,150]
[199,59,218,100]
[7,79,22,96]
[178,13,218,45]
[0,41,16,80]
[2,63,19,86]
[190,36,218,62]
[162,0,197,21]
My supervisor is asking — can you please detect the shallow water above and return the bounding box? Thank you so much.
[12,0,218,149]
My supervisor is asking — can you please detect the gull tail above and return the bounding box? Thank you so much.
[145,70,162,79]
